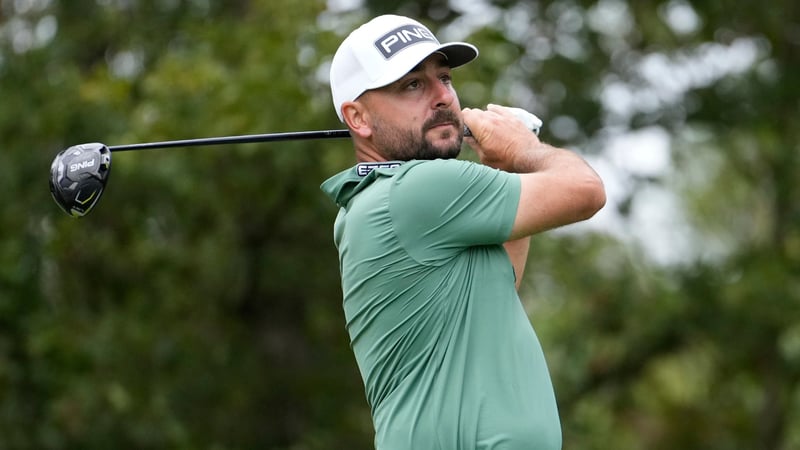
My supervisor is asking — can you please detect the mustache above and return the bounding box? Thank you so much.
[423,110,461,132]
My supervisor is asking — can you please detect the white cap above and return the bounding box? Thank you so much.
[330,15,478,122]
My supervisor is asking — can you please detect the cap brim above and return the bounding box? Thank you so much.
[364,41,478,94]
[437,42,478,69]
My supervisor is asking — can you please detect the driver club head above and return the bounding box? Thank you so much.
[49,143,111,217]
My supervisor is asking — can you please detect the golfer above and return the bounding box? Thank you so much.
[321,14,606,450]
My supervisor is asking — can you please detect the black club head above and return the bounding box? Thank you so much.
[49,143,112,217]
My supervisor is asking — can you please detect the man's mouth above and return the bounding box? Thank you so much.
[427,122,456,131]
[424,110,461,134]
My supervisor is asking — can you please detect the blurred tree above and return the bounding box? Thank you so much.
[1,0,798,448]
[2,0,366,448]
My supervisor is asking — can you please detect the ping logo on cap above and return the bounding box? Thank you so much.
[374,24,438,59]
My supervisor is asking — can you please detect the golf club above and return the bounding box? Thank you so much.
[48,108,542,218]
[49,129,351,218]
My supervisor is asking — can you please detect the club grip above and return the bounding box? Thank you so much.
[463,107,542,137]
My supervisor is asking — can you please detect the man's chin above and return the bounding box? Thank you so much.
[426,130,462,158]
[427,141,462,160]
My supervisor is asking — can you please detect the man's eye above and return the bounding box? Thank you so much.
[440,74,452,84]
[406,80,420,90]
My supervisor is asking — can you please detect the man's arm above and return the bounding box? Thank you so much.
[463,104,606,282]
[507,143,605,240]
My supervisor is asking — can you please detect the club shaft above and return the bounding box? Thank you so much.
[108,129,351,152]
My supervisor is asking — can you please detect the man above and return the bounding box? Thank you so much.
[321,14,605,450]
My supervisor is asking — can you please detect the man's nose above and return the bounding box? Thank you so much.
[431,80,454,109]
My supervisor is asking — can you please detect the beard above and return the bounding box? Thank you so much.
[372,109,463,161]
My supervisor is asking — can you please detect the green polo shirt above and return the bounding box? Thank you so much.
[321,159,561,450]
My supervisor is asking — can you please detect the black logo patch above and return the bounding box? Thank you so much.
[374,25,438,59]
[356,162,402,177]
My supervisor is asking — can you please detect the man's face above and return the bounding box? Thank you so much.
[359,53,463,160]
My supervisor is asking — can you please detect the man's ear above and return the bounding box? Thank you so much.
[342,101,372,139]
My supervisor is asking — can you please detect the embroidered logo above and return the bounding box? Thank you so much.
[374,25,438,59]
[356,162,402,177]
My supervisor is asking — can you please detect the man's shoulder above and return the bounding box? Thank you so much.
[395,159,514,193]
[396,158,480,182]
[402,158,475,171]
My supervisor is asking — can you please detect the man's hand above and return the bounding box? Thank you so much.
[461,104,541,172]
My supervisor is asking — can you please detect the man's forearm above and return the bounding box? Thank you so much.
[506,141,592,175]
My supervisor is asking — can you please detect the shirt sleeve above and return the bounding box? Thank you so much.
[390,159,521,265]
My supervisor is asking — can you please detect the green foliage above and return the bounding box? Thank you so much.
[1,0,798,448]
[2,0,366,448]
